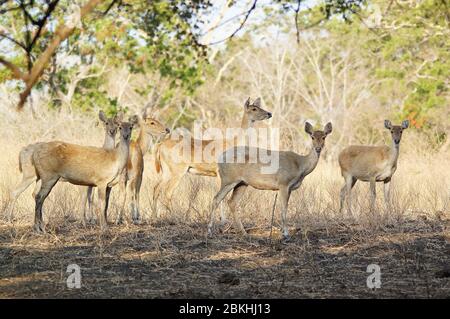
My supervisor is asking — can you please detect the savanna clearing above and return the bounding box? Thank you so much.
[0,109,448,298]
[0,0,449,299]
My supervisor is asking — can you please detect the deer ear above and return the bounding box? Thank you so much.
[99,110,107,123]
[324,122,332,135]
[244,97,251,109]
[142,105,153,119]
[305,122,313,135]
[402,120,409,129]
[129,115,139,126]
[384,120,392,130]
[253,97,261,108]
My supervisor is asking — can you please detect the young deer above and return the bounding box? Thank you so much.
[338,120,409,215]
[153,97,272,208]
[6,111,120,222]
[208,122,332,240]
[31,117,138,232]
[116,107,170,224]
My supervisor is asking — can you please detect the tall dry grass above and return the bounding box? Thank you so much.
[0,100,448,235]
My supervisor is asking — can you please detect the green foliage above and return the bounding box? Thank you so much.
[323,0,449,130]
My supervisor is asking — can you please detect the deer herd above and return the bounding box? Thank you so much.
[7,98,409,241]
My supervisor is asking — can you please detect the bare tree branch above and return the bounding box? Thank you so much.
[206,0,258,46]
[0,56,28,81]
[17,0,104,110]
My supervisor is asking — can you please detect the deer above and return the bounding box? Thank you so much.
[115,106,170,224]
[31,116,138,232]
[6,111,121,223]
[82,111,122,224]
[208,122,332,240]
[153,97,272,212]
[338,119,409,216]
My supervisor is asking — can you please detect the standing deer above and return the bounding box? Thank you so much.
[82,111,122,224]
[116,107,170,224]
[208,122,332,240]
[6,111,121,223]
[338,120,409,215]
[153,97,272,209]
[31,117,138,232]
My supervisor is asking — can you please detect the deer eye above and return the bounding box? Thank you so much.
[150,122,155,125]
[252,108,257,111]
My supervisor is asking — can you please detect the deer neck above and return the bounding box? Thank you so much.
[137,126,153,154]
[300,147,320,177]
[388,139,400,167]
[234,112,254,146]
[102,133,115,150]
[240,112,254,130]
[116,136,131,168]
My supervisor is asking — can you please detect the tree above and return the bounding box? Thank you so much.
[0,0,366,112]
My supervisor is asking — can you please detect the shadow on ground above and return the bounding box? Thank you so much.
[0,216,448,298]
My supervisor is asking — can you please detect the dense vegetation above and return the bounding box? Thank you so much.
[0,0,448,146]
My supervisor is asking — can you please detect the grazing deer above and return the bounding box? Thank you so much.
[31,117,138,232]
[208,122,332,240]
[153,97,272,209]
[116,107,170,224]
[338,120,409,215]
[6,111,121,222]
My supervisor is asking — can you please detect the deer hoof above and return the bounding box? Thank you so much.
[281,234,291,244]
[33,223,45,233]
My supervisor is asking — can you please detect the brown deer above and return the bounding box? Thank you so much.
[338,119,409,215]
[7,111,121,223]
[153,97,272,210]
[82,111,122,224]
[208,122,332,240]
[31,117,138,232]
[116,107,170,224]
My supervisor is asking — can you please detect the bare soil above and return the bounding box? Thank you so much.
[0,217,448,298]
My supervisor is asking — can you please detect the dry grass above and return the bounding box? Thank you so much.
[0,106,449,298]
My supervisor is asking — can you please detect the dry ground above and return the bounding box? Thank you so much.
[0,209,448,298]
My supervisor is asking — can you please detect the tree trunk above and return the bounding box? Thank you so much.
[16,0,104,110]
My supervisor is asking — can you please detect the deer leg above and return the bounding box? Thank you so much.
[104,186,112,223]
[227,184,247,236]
[133,176,142,223]
[219,203,228,225]
[97,185,108,231]
[117,178,127,225]
[279,186,292,241]
[7,175,36,221]
[88,187,95,223]
[32,179,42,199]
[369,178,376,213]
[344,176,357,218]
[127,180,138,223]
[383,179,391,213]
[339,184,346,214]
[34,177,59,233]
[81,186,94,225]
[151,179,163,220]
[165,173,183,205]
[208,182,240,235]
